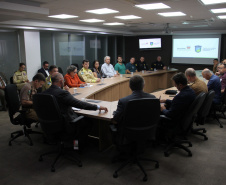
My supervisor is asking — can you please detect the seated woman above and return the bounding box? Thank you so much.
[92,60,102,78]
[64,65,86,88]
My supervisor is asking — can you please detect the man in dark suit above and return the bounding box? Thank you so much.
[38,61,49,78]
[160,72,196,122]
[42,72,108,147]
[113,75,156,139]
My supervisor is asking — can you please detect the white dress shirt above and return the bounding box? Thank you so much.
[101,63,116,77]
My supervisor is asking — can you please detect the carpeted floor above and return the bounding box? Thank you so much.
[0,110,226,185]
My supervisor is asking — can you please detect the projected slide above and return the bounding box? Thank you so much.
[139,38,161,49]
[173,38,219,58]
[59,41,84,56]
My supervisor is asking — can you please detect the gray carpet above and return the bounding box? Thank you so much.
[0,110,226,185]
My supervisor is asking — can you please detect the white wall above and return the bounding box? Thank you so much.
[24,31,41,81]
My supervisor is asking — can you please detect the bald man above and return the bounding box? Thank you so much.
[42,72,108,148]
[185,68,208,96]
[202,68,221,104]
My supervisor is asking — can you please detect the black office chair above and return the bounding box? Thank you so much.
[71,63,79,70]
[58,67,64,75]
[10,76,14,84]
[112,98,160,182]
[5,84,42,146]
[192,91,215,140]
[161,92,206,157]
[33,94,84,172]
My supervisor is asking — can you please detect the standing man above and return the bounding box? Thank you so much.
[115,56,126,75]
[202,68,221,104]
[38,61,49,78]
[151,56,166,70]
[185,68,208,96]
[78,60,100,82]
[20,73,46,121]
[13,63,29,90]
[0,72,7,111]
[126,57,137,74]
[101,56,117,77]
[136,56,148,71]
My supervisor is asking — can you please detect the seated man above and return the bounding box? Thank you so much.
[185,68,208,96]
[101,56,117,77]
[114,56,126,75]
[42,72,108,146]
[136,56,148,72]
[78,60,100,83]
[151,56,166,70]
[38,61,49,78]
[0,72,7,111]
[64,65,86,88]
[160,73,196,121]
[126,57,137,74]
[42,65,59,91]
[113,75,156,139]
[20,73,46,121]
[13,63,29,90]
[215,63,226,93]
[202,68,221,104]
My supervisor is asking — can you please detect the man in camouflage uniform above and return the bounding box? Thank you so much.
[42,65,58,91]
[20,73,45,121]
[78,60,100,83]
[13,63,29,90]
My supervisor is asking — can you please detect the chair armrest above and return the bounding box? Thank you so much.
[160,115,172,121]
[70,116,84,124]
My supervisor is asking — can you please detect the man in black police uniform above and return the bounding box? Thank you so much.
[151,56,166,70]
[136,56,149,71]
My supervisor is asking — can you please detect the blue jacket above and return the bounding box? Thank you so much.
[162,86,196,120]
[207,74,221,104]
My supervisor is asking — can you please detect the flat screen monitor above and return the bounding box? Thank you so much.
[139,38,161,49]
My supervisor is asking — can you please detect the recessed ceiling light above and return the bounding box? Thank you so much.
[86,8,119,14]
[79,19,105,23]
[135,3,170,10]
[200,0,226,5]
[98,32,109,34]
[158,12,186,17]
[48,14,78,19]
[83,31,96,33]
[218,15,226,19]
[103,22,125,25]
[211,8,226,13]
[114,15,141,20]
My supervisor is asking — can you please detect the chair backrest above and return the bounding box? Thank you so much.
[180,92,206,132]
[10,76,14,84]
[5,84,20,119]
[58,67,64,75]
[198,90,215,118]
[122,98,160,142]
[71,63,79,70]
[33,94,64,135]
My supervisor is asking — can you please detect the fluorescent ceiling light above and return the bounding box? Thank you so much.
[80,19,105,23]
[218,15,226,19]
[200,0,226,5]
[103,22,125,25]
[158,12,186,17]
[98,32,109,34]
[83,31,96,33]
[135,3,170,10]
[48,14,78,19]
[211,8,226,13]
[115,15,141,20]
[86,8,119,14]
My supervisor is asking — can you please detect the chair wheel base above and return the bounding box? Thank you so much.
[203,129,206,133]
[188,152,192,157]
[204,137,208,141]
[188,143,192,147]
[113,172,118,178]
[220,125,223,128]
[143,176,147,182]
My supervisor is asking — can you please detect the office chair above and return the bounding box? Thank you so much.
[33,94,84,172]
[192,91,215,140]
[71,63,79,70]
[5,84,42,146]
[10,76,14,84]
[112,98,160,182]
[161,92,206,157]
[58,67,64,75]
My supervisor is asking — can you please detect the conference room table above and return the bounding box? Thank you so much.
[70,69,178,151]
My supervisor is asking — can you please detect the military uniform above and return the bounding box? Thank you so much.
[20,82,38,121]
[42,75,52,92]
[136,61,148,71]
[78,67,98,83]
[151,61,165,70]
[13,70,28,90]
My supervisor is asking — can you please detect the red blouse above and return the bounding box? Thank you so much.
[64,73,85,88]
